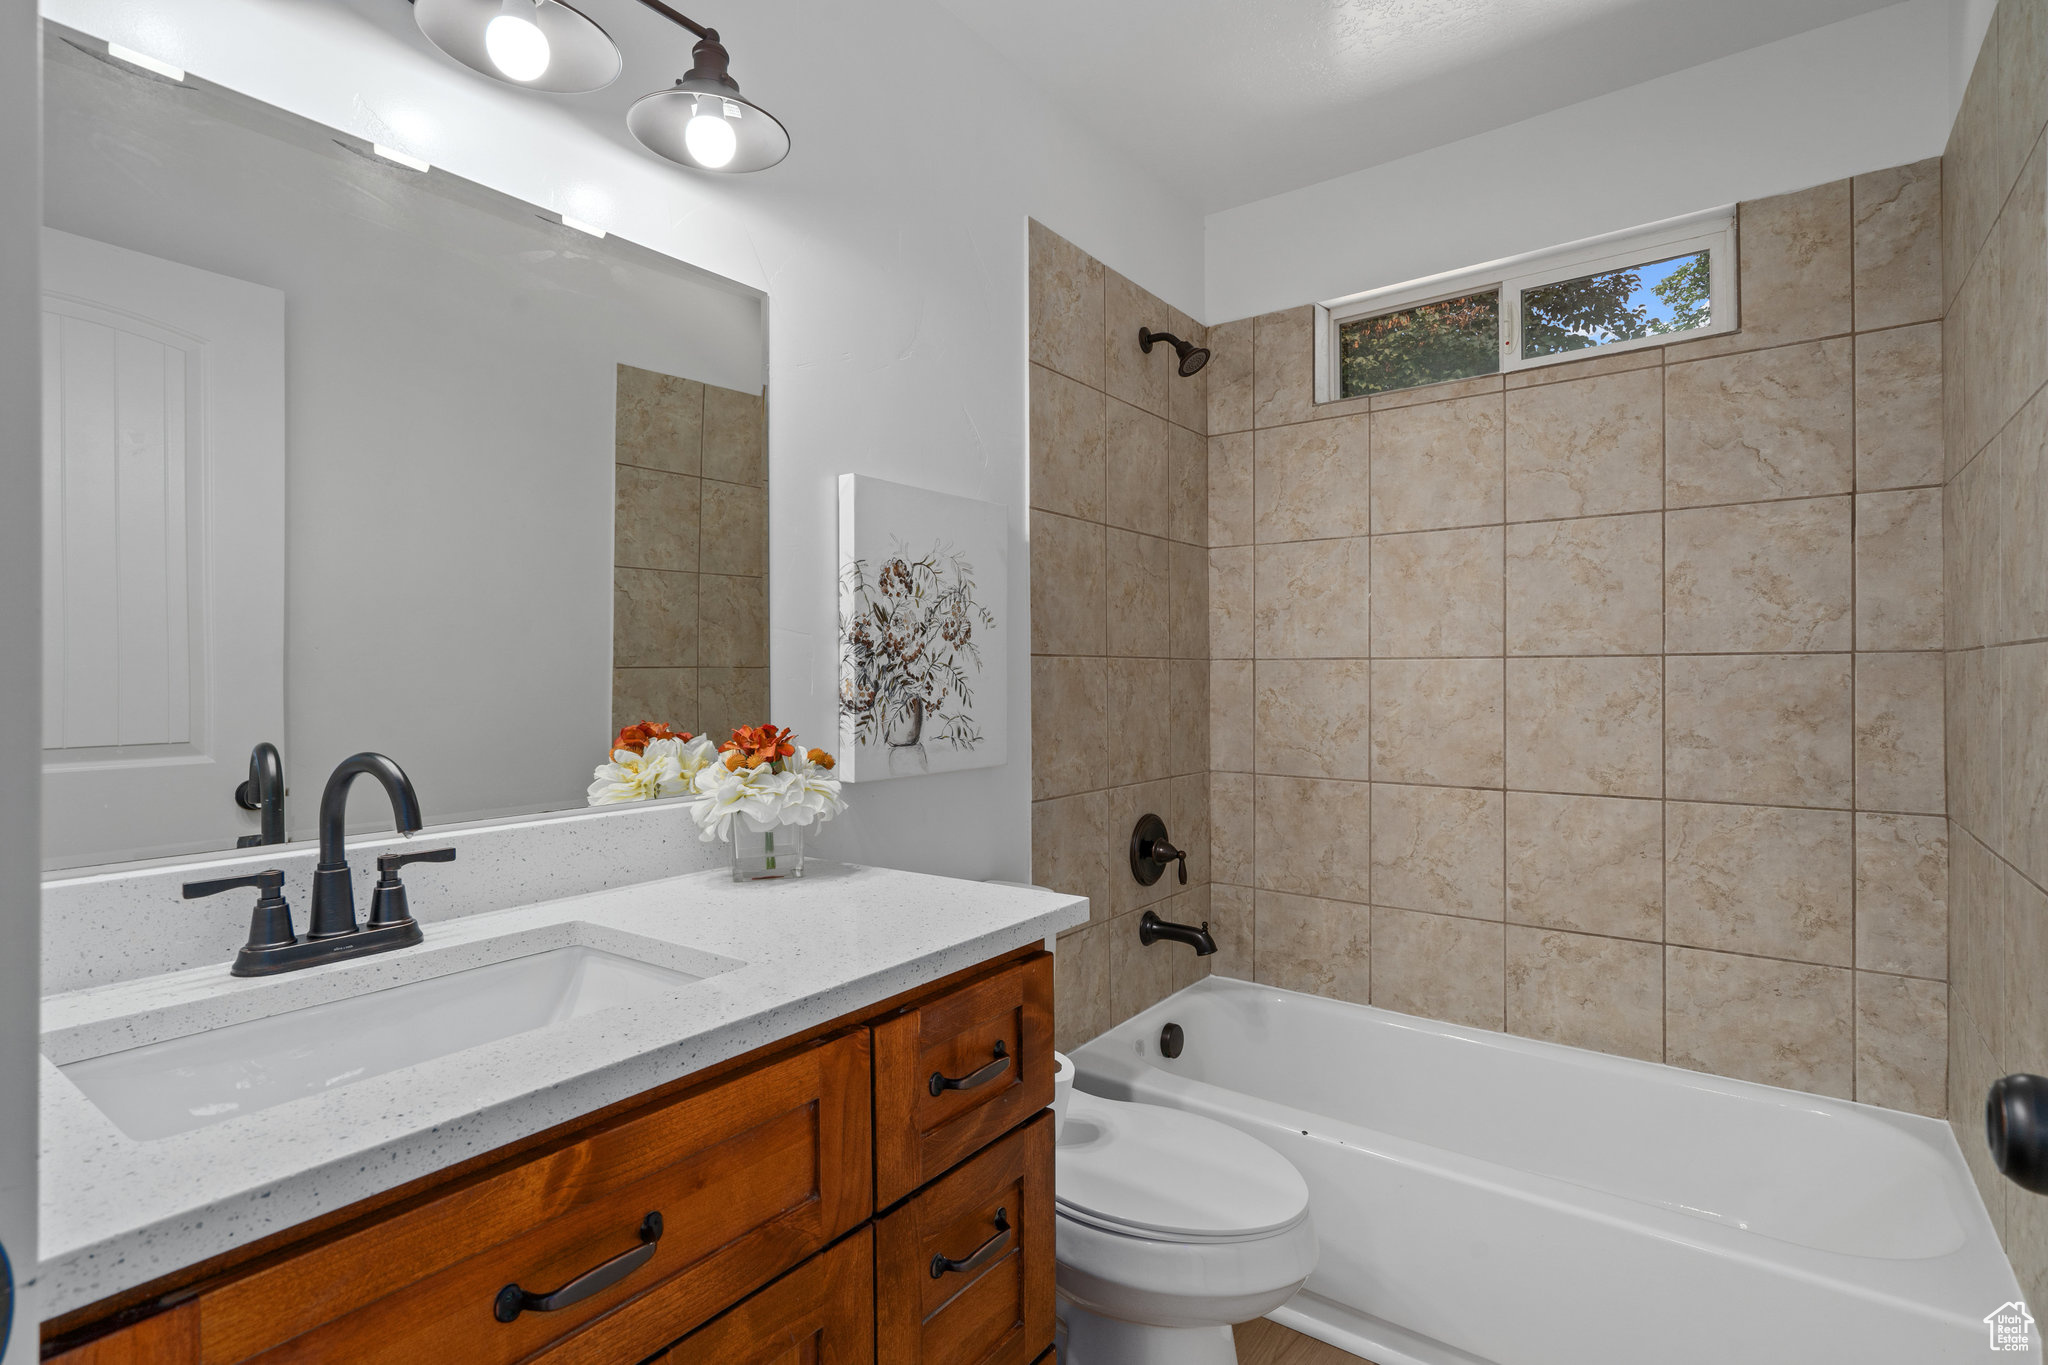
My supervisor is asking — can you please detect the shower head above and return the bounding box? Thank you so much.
[1139,327,1210,378]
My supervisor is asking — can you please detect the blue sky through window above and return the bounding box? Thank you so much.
[1521,250,1710,358]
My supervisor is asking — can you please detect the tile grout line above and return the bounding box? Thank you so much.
[1660,343,1670,1066]
[1848,179,1862,1104]
[1499,389,1509,1033]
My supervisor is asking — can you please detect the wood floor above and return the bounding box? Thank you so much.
[1234,1316,1378,1365]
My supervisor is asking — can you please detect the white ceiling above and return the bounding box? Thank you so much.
[933,0,1912,212]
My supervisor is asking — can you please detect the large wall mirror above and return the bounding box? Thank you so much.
[40,26,767,870]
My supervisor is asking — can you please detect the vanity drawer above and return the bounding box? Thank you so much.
[198,1030,871,1364]
[874,1111,1054,1365]
[872,952,1053,1206]
[627,1229,874,1365]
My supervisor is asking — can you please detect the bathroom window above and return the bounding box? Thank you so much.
[1319,210,1736,400]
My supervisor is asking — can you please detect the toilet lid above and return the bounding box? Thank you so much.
[1056,1091,1310,1243]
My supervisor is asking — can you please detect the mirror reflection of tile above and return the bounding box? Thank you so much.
[612,363,769,746]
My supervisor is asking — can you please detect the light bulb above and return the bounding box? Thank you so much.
[683,103,738,168]
[484,0,551,81]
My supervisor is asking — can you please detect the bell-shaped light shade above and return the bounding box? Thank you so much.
[628,81,790,173]
[414,0,621,93]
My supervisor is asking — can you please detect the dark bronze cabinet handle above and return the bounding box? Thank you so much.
[494,1211,663,1323]
[930,1208,1011,1279]
[929,1040,1010,1097]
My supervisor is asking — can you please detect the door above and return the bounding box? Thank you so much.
[39,227,285,868]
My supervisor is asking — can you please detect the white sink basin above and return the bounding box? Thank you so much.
[61,945,706,1140]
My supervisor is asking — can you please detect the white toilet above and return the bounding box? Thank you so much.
[1053,1086,1319,1365]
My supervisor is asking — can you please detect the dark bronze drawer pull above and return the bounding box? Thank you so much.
[929,1040,1009,1097]
[930,1207,1011,1279]
[493,1211,663,1323]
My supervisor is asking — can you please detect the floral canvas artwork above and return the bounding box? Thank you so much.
[836,475,1008,781]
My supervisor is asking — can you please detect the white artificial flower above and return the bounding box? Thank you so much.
[586,742,687,805]
[688,760,799,842]
[672,733,720,784]
[778,748,847,827]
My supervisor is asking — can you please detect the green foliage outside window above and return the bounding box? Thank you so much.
[1522,251,1710,358]
[1338,290,1499,398]
[1338,250,1712,398]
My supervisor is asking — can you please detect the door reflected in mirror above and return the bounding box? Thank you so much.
[39,26,767,870]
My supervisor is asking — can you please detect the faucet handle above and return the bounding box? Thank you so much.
[376,846,457,875]
[184,868,285,901]
[369,846,455,929]
[184,869,298,956]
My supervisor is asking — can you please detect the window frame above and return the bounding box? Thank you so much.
[1313,208,1737,403]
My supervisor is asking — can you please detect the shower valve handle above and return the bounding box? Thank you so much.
[1129,813,1187,886]
[1148,838,1188,884]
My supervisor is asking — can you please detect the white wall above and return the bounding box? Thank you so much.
[1,0,40,1353]
[37,0,1205,888]
[1204,0,1956,323]
[1952,0,1997,116]
[42,42,764,850]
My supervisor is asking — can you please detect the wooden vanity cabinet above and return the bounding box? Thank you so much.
[874,1115,1054,1365]
[45,948,1057,1365]
[634,1230,875,1365]
[873,954,1055,1209]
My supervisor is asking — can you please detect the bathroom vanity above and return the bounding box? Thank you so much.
[40,866,1075,1364]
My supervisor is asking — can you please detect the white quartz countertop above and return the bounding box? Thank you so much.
[38,863,1086,1317]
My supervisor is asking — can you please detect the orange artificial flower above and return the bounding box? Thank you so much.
[611,721,689,755]
[720,724,797,766]
[806,748,836,770]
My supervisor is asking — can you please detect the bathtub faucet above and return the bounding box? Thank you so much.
[1139,909,1216,956]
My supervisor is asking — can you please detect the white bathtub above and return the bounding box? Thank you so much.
[1070,976,2028,1365]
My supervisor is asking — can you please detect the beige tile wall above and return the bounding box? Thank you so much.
[1944,0,2048,1305]
[1202,160,1947,1115]
[1028,222,1219,1051]
[612,364,769,745]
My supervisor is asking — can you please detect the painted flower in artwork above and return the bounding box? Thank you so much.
[586,729,719,805]
[838,542,995,752]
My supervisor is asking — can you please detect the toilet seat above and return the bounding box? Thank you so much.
[1056,1090,1310,1244]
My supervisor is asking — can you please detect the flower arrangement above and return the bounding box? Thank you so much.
[588,720,845,879]
[838,543,995,753]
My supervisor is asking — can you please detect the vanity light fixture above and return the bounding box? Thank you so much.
[622,3,790,173]
[372,143,433,172]
[105,42,184,81]
[411,0,788,173]
[413,0,624,93]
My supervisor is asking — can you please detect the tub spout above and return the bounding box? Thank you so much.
[1139,908,1216,956]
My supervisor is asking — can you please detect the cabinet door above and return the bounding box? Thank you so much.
[872,954,1053,1208]
[874,1112,1053,1365]
[43,1303,199,1365]
[632,1230,872,1365]
[196,1031,870,1365]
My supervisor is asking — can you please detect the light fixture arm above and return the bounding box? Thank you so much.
[627,0,712,40]
[628,0,744,89]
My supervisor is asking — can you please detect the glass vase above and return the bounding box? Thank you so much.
[732,814,803,882]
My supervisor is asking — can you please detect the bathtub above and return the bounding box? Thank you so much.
[1069,976,2027,1365]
